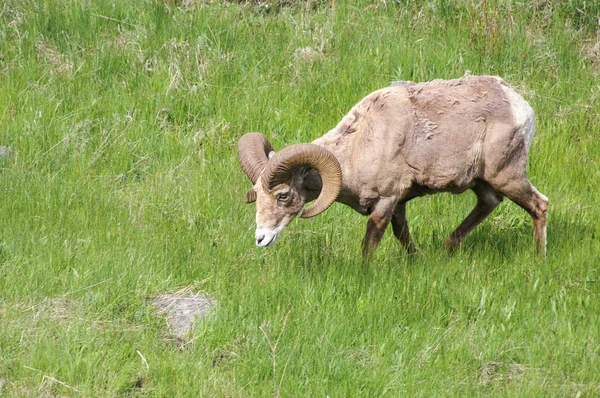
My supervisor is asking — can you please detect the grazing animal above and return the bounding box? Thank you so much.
[238,75,548,257]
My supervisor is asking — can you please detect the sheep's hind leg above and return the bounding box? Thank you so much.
[362,199,396,259]
[492,178,548,257]
[391,202,419,254]
[445,183,504,250]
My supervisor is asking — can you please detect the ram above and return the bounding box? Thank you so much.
[238,75,548,257]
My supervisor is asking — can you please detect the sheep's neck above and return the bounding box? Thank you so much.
[309,136,369,214]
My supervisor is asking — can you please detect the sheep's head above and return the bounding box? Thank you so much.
[238,133,342,247]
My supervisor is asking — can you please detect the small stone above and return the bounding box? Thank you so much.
[0,146,13,160]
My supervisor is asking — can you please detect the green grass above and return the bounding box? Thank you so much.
[1,0,599,395]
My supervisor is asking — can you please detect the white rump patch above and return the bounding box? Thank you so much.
[500,81,536,151]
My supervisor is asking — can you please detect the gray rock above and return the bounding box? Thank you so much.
[152,292,216,339]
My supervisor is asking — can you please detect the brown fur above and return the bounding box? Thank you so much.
[253,75,548,256]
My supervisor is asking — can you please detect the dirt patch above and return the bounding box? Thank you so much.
[152,289,216,339]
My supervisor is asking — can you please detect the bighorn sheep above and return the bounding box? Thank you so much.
[238,76,548,257]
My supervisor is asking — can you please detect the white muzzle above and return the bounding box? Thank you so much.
[255,226,282,247]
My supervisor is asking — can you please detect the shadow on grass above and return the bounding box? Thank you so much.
[449,211,588,259]
[270,211,591,274]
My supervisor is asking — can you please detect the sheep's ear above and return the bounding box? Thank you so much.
[245,189,257,203]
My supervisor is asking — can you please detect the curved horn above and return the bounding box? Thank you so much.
[262,144,342,218]
[237,133,275,184]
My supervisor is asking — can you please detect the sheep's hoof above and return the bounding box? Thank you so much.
[406,242,423,255]
[444,237,462,252]
[407,246,425,262]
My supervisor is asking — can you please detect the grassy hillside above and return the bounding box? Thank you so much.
[1,0,599,395]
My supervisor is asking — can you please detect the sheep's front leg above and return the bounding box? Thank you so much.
[391,202,419,254]
[362,199,396,259]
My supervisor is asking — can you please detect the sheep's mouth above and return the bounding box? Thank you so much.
[261,237,276,247]
[255,230,279,247]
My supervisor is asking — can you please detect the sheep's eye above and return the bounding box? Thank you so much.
[277,193,289,202]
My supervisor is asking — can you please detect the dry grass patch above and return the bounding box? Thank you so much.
[478,361,536,386]
[293,46,323,63]
[584,38,600,72]
[35,39,74,77]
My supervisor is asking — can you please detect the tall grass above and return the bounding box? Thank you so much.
[1,0,599,395]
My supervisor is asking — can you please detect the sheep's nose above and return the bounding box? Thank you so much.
[256,234,265,246]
